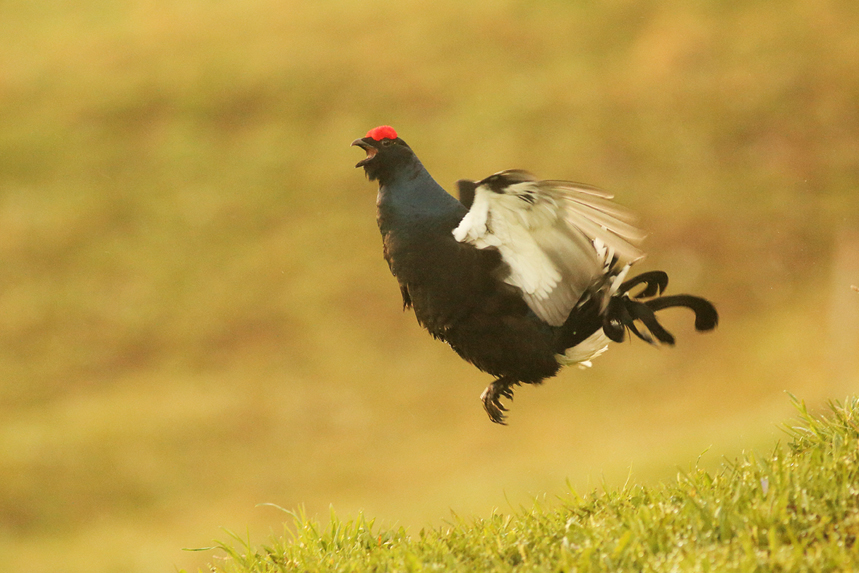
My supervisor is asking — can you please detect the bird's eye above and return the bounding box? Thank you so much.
[381,139,394,146]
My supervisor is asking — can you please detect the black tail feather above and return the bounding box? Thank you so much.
[626,299,676,344]
[603,271,718,345]
[645,294,719,332]
[603,297,632,343]
[616,270,669,298]
[605,296,675,345]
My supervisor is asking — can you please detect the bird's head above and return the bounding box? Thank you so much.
[352,126,414,183]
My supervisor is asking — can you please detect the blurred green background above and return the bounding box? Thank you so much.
[1,0,858,571]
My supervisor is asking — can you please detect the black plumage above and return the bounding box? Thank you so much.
[353,126,718,424]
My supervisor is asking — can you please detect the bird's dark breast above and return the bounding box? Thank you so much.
[441,309,563,383]
[383,223,564,383]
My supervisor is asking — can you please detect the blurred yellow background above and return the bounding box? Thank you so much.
[1,1,858,571]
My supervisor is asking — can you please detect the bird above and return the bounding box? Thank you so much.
[352,125,718,424]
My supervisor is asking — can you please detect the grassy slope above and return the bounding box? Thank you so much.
[205,397,859,572]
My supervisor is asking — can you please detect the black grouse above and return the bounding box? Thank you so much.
[353,125,718,424]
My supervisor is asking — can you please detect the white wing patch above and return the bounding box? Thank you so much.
[453,170,645,327]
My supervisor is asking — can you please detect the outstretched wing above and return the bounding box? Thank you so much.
[452,170,645,326]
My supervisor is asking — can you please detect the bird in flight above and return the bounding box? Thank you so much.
[353,126,718,424]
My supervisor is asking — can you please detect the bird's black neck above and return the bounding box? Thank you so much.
[376,162,466,237]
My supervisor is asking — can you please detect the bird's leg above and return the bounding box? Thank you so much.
[480,377,518,425]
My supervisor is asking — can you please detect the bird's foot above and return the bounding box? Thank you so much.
[480,379,517,425]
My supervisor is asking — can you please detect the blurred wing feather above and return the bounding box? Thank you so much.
[453,171,645,326]
[543,181,646,264]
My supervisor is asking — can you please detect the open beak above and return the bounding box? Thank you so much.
[352,138,377,168]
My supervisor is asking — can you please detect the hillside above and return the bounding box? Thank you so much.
[204,397,859,572]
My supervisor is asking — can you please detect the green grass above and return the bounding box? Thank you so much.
[203,397,859,572]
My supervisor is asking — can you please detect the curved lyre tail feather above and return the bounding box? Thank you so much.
[603,273,718,345]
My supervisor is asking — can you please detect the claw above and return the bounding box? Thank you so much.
[481,387,508,424]
[480,378,518,425]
